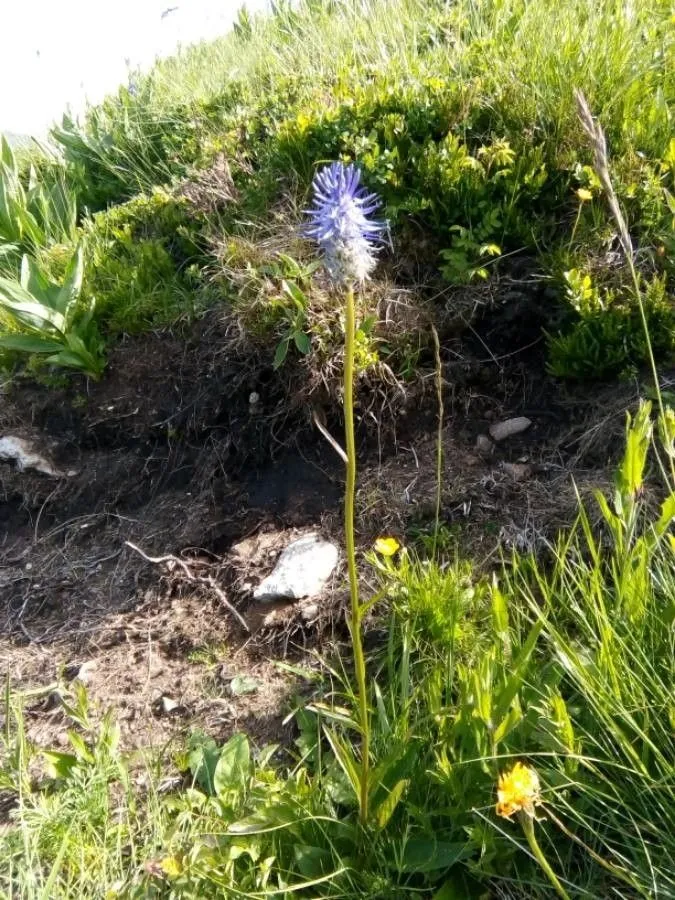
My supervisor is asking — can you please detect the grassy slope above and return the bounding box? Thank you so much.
[0,1,674,897]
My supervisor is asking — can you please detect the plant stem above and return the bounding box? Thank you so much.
[519,812,570,900]
[344,283,370,825]
[431,325,443,559]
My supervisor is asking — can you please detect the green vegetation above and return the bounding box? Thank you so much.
[0,0,670,381]
[0,0,674,897]
[2,409,674,897]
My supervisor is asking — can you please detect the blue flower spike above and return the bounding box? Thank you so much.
[305,161,386,285]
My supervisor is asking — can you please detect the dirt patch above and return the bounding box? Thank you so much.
[0,293,645,752]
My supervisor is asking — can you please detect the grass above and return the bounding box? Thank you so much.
[0,0,674,896]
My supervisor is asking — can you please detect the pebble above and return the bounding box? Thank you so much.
[489,417,532,442]
[253,533,338,602]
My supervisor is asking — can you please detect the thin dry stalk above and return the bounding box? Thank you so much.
[574,90,633,261]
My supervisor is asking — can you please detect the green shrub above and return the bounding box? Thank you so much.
[0,135,77,273]
[0,245,105,379]
[548,271,675,379]
[83,189,207,334]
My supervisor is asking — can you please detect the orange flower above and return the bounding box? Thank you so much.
[496,761,541,819]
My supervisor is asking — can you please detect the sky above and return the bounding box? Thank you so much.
[0,0,269,136]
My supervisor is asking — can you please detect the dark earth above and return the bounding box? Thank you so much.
[0,282,640,754]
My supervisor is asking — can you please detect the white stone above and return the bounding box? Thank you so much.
[253,533,338,602]
[0,435,66,477]
[489,417,532,442]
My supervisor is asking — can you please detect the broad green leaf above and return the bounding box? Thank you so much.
[42,750,78,780]
[397,838,469,873]
[55,244,84,318]
[66,730,94,764]
[276,253,302,278]
[293,845,333,879]
[432,872,487,899]
[281,278,308,309]
[214,732,250,797]
[493,618,543,724]
[273,338,289,369]
[655,493,675,537]
[0,334,63,354]
[493,701,522,746]
[616,402,652,500]
[188,731,221,795]
[293,330,311,354]
[323,727,360,801]
[374,778,408,829]
[0,275,66,332]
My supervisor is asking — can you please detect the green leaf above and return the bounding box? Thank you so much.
[493,701,522,746]
[0,275,65,333]
[293,845,333,879]
[493,618,543,724]
[432,872,487,899]
[0,334,63,354]
[491,577,509,637]
[398,838,469,873]
[43,750,78,780]
[66,730,94,764]
[273,338,289,369]
[281,278,308,309]
[357,315,377,335]
[55,244,84,319]
[374,778,408,829]
[323,727,361,802]
[214,732,250,797]
[293,330,311,354]
[188,731,221,795]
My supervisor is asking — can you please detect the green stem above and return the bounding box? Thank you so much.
[344,283,369,825]
[519,812,570,900]
[431,325,443,560]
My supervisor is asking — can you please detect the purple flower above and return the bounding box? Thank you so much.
[305,161,385,285]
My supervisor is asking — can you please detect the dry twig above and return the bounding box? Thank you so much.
[124,541,250,632]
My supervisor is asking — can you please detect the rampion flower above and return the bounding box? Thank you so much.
[496,761,541,819]
[305,161,385,285]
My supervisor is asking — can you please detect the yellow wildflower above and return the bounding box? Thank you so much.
[496,761,541,819]
[374,536,401,557]
[576,188,593,202]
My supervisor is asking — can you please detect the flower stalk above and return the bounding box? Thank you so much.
[344,283,370,824]
[305,160,386,827]
[519,811,571,900]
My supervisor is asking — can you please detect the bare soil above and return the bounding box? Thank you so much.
[0,291,641,752]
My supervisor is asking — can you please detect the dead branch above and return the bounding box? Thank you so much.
[124,541,250,632]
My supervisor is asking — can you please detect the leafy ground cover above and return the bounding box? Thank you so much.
[0,0,674,897]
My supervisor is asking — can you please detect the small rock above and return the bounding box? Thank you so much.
[64,660,97,684]
[0,436,68,477]
[300,601,320,622]
[489,417,532,442]
[253,533,339,602]
[476,434,494,454]
[501,462,531,482]
[154,695,185,717]
[230,674,259,696]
